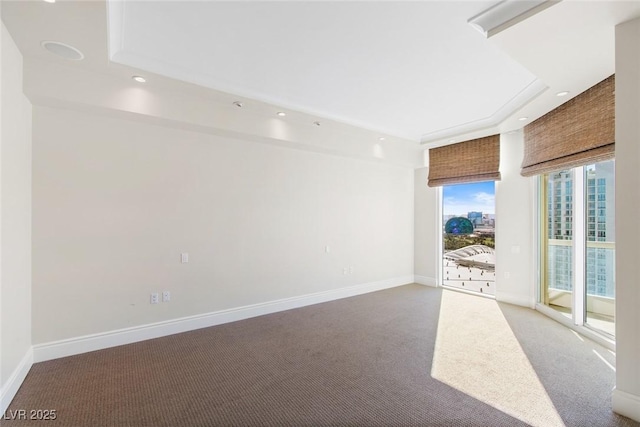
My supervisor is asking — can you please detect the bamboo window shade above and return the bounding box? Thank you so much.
[521,75,615,177]
[427,135,500,187]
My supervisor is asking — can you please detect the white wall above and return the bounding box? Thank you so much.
[495,132,536,307]
[613,17,640,422]
[23,58,423,170]
[31,106,414,345]
[0,20,33,409]
[414,167,438,286]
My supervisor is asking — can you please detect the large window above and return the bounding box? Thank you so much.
[540,160,615,337]
[442,181,496,295]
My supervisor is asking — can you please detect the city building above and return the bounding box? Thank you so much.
[468,211,483,228]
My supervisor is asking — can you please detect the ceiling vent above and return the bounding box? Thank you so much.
[41,41,84,60]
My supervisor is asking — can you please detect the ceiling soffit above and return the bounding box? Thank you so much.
[107,0,541,142]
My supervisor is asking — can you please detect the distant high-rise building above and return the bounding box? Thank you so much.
[467,211,482,228]
[548,170,573,240]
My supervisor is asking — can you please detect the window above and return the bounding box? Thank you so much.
[442,181,496,295]
[540,160,615,337]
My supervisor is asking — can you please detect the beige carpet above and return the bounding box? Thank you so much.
[4,285,638,426]
[432,290,564,427]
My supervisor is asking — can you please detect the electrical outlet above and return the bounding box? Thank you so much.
[181,253,189,263]
[150,292,159,304]
[162,291,170,302]
[350,266,354,274]
[343,267,348,275]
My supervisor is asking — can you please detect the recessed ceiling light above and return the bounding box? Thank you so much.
[43,0,56,3]
[41,41,84,60]
[556,91,570,97]
[132,76,146,83]
[313,121,321,126]
[233,101,243,108]
[518,117,528,121]
[277,112,286,117]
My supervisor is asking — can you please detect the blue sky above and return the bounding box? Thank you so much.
[443,181,495,216]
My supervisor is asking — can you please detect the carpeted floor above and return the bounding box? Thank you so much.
[3,284,638,426]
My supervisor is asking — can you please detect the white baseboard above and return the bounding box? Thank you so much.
[613,388,640,422]
[495,291,535,308]
[414,275,437,287]
[33,276,413,363]
[0,348,33,415]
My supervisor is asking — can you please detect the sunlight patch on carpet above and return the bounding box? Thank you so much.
[431,290,566,427]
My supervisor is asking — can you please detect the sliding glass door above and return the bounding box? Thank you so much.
[540,160,615,337]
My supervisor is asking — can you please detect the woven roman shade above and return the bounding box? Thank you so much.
[521,75,615,177]
[427,135,500,187]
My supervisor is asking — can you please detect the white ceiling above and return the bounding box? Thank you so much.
[108,1,540,142]
[2,0,640,150]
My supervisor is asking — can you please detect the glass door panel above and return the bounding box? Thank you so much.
[584,161,615,336]
[542,170,574,318]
